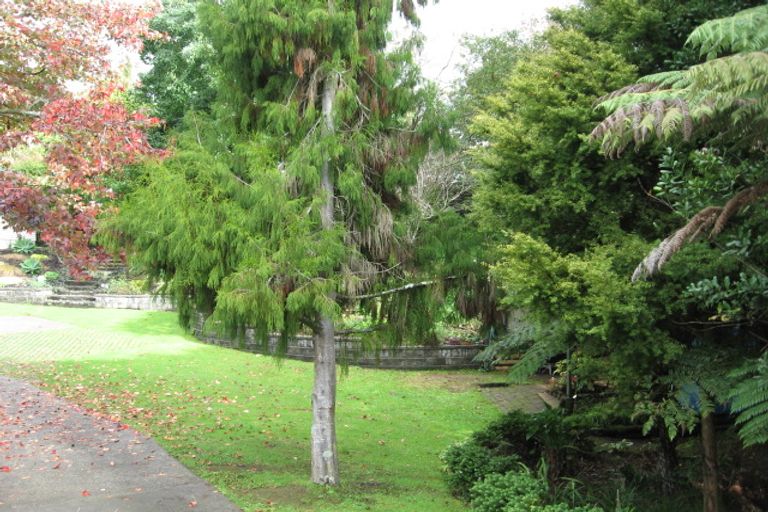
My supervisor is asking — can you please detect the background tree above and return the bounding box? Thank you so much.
[0,0,162,276]
[131,0,217,138]
[460,2,768,509]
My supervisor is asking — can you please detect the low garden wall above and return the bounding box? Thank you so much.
[93,294,173,311]
[0,287,53,305]
[0,287,173,311]
[194,323,484,370]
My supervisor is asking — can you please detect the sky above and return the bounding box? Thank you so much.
[391,0,578,88]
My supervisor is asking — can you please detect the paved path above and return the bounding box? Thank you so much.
[0,316,69,334]
[0,376,241,511]
[480,377,558,414]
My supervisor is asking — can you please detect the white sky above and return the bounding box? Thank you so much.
[391,0,578,88]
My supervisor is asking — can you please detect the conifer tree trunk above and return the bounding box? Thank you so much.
[311,69,340,485]
[311,315,339,484]
[701,412,719,512]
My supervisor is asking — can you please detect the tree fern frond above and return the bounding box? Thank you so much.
[687,5,768,58]
[595,82,661,103]
[734,401,768,423]
[660,106,683,137]
[729,355,768,447]
[639,70,691,89]
[506,338,561,384]
[596,89,686,113]
[711,181,768,236]
[688,52,768,95]
[593,5,768,154]
[632,206,721,281]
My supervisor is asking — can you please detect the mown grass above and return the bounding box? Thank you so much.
[0,303,501,511]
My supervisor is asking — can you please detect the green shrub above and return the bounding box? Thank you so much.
[11,238,35,255]
[470,469,604,512]
[44,271,61,283]
[444,410,597,501]
[20,258,42,275]
[470,469,546,512]
[104,277,147,294]
[442,440,520,499]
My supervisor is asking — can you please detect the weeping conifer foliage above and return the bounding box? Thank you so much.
[104,0,450,345]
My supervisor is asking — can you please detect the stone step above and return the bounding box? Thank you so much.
[62,280,100,287]
[44,299,96,308]
[48,294,96,302]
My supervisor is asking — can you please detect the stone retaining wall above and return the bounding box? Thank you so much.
[195,326,484,370]
[0,287,53,305]
[0,287,173,311]
[93,294,174,311]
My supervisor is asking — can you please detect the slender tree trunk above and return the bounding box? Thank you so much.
[701,412,720,512]
[310,68,340,485]
[311,315,339,484]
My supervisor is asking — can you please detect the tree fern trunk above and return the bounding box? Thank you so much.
[657,422,678,496]
[701,412,720,512]
[311,68,340,485]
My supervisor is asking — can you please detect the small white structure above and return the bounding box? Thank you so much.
[0,218,35,250]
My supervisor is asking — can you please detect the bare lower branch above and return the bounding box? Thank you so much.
[340,276,457,300]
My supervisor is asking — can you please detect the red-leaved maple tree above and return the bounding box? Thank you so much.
[0,0,163,278]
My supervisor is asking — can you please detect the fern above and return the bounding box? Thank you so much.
[686,5,768,57]
[592,5,768,156]
[506,324,566,385]
[729,354,768,447]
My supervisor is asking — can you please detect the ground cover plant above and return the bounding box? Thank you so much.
[0,303,501,511]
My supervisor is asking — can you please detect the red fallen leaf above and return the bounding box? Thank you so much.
[188,499,198,508]
[1,466,10,472]
[81,490,90,497]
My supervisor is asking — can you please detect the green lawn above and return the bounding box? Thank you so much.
[0,303,501,512]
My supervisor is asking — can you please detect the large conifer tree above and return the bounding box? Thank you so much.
[106,0,441,485]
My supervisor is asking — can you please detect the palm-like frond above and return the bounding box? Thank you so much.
[632,181,768,280]
[687,5,768,58]
[590,6,768,156]
[730,355,768,447]
[506,337,562,384]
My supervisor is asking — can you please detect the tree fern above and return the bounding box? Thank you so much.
[686,5,768,57]
[729,354,768,446]
[591,5,768,156]
[506,324,567,385]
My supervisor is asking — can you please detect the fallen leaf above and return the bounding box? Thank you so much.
[188,499,198,508]
[0,466,10,472]
[81,490,90,497]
